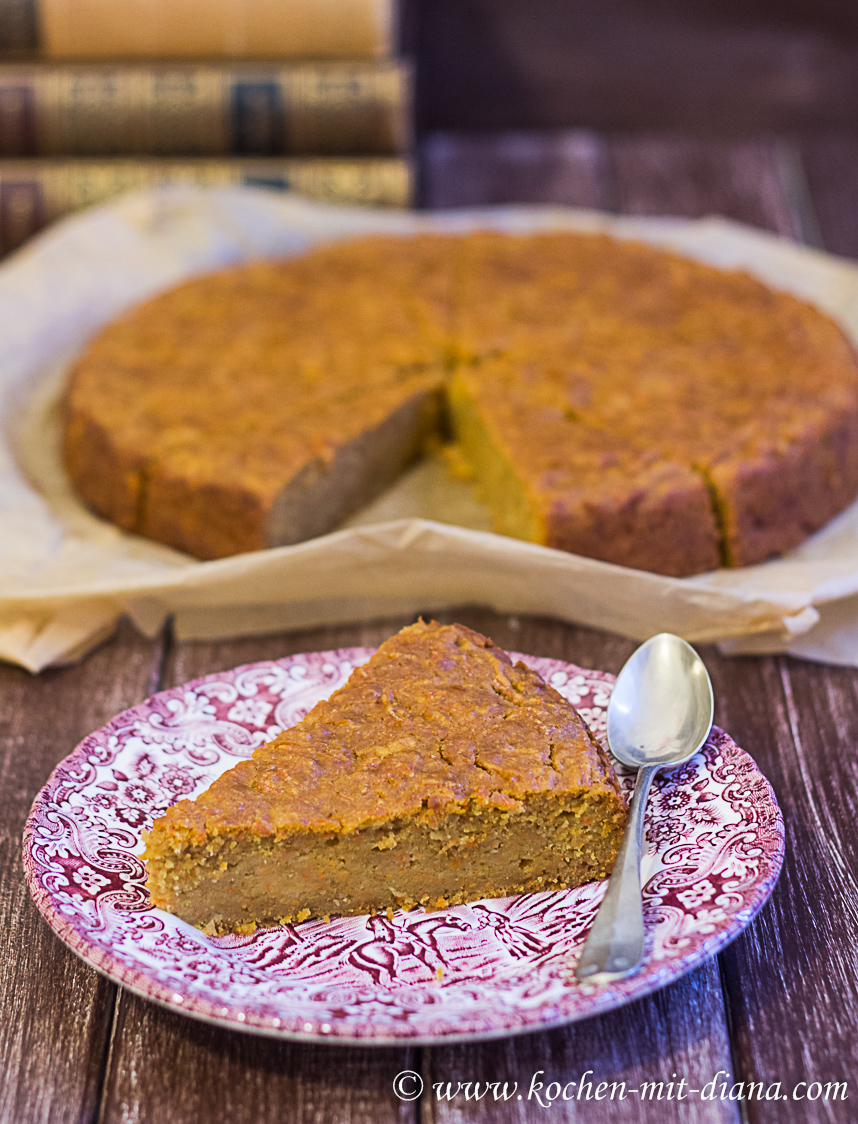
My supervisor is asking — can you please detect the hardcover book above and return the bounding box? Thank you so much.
[0,61,410,156]
[0,0,395,59]
[0,155,411,252]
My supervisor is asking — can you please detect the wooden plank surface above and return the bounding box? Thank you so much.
[711,655,858,1124]
[421,131,819,246]
[800,131,858,259]
[0,622,164,1124]
[422,962,737,1124]
[99,994,415,1124]
[607,135,806,238]
[419,130,607,209]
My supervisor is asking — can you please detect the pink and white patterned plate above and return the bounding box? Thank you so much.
[23,649,784,1044]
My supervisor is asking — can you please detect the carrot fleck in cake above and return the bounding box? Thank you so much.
[143,620,628,934]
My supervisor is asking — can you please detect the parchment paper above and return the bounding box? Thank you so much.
[4,187,858,672]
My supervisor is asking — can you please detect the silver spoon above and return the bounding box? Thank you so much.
[575,632,714,982]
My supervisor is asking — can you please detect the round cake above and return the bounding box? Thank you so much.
[63,231,858,576]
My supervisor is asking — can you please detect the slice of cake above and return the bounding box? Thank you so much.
[143,621,628,934]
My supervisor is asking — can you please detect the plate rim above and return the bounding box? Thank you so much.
[23,646,785,1046]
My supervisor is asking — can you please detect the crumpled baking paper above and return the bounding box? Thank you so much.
[4,187,858,672]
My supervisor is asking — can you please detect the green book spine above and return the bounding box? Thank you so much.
[0,61,410,156]
[0,156,411,253]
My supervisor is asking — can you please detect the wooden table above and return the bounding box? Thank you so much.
[3,132,858,1123]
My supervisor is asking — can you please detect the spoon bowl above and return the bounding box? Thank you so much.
[607,632,714,769]
[575,633,714,982]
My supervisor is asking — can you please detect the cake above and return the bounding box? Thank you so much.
[64,230,858,574]
[143,620,629,934]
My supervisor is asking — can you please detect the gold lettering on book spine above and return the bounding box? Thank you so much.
[38,69,225,154]
[0,62,407,156]
[0,157,412,250]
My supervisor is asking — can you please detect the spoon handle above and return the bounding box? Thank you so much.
[575,763,660,981]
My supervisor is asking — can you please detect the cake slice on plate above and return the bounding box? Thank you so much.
[143,620,628,934]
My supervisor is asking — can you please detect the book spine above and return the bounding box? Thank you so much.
[0,61,410,156]
[0,157,411,253]
[39,0,394,60]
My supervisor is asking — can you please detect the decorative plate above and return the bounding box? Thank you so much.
[23,649,784,1044]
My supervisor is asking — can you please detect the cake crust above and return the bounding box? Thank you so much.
[143,621,628,934]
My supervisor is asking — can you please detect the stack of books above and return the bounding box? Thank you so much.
[0,0,410,254]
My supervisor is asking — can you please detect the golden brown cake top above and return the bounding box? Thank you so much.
[454,231,858,467]
[70,230,858,487]
[67,228,858,570]
[66,234,459,499]
[155,620,624,846]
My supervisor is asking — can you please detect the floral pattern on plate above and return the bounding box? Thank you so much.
[23,649,784,1043]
